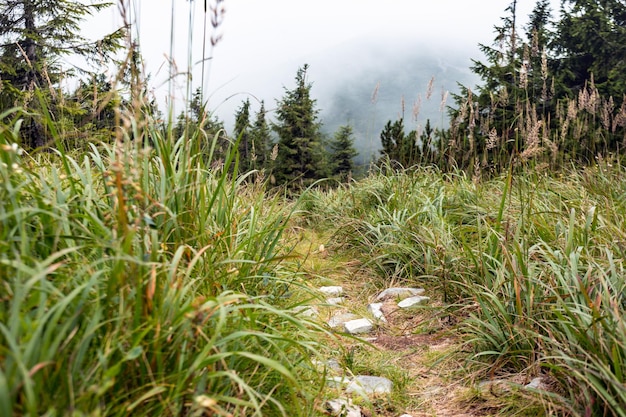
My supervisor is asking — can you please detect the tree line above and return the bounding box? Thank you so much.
[2,0,626,185]
[378,0,626,176]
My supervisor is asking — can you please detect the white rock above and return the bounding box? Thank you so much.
[346,408,361,417]
[346,375,393,395]
[478,379,511,393]
[326,375,351,388]
[367,303,387,323]
[319,286,344,296]
[344,318,374,334]
[397,296,430,308]
[525,377,547,390]
[326,398,361,417]
[292,305,318,318]
[328,312,359,329]
[311,358,342,373]
[399,414,414,417]
[326,358,342,372]
[375,287,425,301]
[326,297,346,305]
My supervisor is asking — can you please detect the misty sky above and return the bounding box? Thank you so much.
[84,0,561,125]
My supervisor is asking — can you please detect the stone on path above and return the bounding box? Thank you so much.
[328,312,360,329]
[346,375,393,395]
[344,318,374,334]
[312,358,342,373]
[326,398,361,417]
[319,286,343,297]
[326,297,346,305]
[397,295,430,308]
[367,302,387,323]
[398,414,414,417]
[292,305,318,318]
[375,287,425,302]
[525,377,548,390]
[326,375,351,388]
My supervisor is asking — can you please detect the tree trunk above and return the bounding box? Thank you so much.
[22,0,46,149]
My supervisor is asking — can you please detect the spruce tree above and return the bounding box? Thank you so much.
[173,87,224,157]
[420,119,436,164]
[329,125,358,181]
[462,0,523,159]
[272,64,323,188]
[554,0,626,102]
[379,118,405,165]
[447,0,554,172]
[249,101,271,171]
[233,98,252,173]
[0,0,124,148]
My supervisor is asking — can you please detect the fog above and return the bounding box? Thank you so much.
[80,0,561,157]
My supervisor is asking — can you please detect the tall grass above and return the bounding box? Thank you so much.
[301,161,626,416]
[0,106,326,416]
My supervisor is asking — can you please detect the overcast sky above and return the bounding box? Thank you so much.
[85,0,560,122]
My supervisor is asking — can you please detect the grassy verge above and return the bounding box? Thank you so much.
[300,161,626,416]
[0,111,328,416]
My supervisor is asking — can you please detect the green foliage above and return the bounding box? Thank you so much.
[300,163,626,416]
[249,101,272,172]
[272,64,324,189]
[0,109,326,416]
[173,87,226,159]
[234,98,252,172]
[554,0,626,101]
[328,124,358,181]
[0,0,124,149]
[430,0,626,175]
[380,119,406,165]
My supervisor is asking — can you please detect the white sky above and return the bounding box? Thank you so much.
[84,0,560,122]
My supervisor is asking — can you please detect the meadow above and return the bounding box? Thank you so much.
[3,1,626,415]
[3,106,626,415]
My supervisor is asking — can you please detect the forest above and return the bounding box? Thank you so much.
[2,0,626,416]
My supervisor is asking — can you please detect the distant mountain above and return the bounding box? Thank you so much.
[305,37,479,162]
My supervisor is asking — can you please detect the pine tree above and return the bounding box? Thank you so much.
[173,87,224,156]
[249,101,271,171]
[554,0,626,102]
[329,125,358,181]
[464,0,522,151]
[525,0,553,112]
[233,98,252,173]
[0,0,124,148]
[380,119,405,164]
[272,64,323,188]
[447,0,548,172]
[420,119,436,164]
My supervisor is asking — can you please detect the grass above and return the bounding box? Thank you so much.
[0,111,329,416]
[3,2,626,415]
[300,161,626,416]
[5,103,626,417]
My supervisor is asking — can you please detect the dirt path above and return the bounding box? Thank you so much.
[294,230,488,417]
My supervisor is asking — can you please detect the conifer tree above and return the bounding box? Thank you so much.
[465,0,521,147]
[420,119,436,164]
[272,64,323,188]
[174,87,224,156]
[0,0,124,148]
[554,0,626,101]
[249,101,271,171]
[524,0,553,112]
[329,124,358,181]
[380,119,405,164]
[233,98,252,172]
[447,0,539,171]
